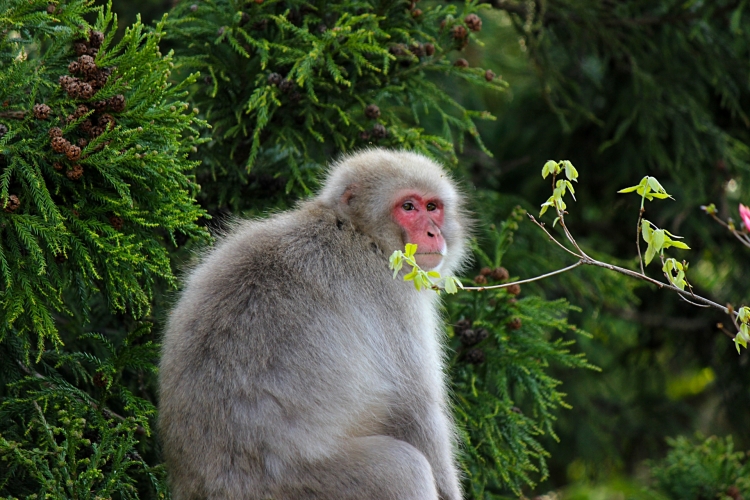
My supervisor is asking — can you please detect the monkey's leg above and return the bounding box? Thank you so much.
[274,435,439,500]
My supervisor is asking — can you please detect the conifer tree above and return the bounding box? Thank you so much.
[0,0,206,496]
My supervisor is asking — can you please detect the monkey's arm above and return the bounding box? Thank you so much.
[392,401,462,500]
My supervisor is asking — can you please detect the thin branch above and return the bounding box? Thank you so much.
[461,260,584,291]
[527,214,583,258]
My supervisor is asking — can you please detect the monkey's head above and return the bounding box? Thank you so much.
[319,148,471,275]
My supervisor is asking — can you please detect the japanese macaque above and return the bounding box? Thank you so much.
[158,148,471,499]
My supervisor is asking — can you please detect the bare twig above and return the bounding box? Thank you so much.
[461,260,585,291]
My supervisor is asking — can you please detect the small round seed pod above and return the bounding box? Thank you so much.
[507,318,522,330]
[33,104,51,120]
[99,113,115,130]
[371,123,387,139]
[108,94,126,112]
[507,283,521,295]
[365,104,380,120]
[267,73,282,86]
[3,194,20,213]
[93,99,108,111]
[424,42,435,56]
[473,274,487,284]
[73,42,88,56]
[78,55,96,76]
[480,266,492,276]
[66,164,84,180]
[278,79,294,93]
[359,130,370,141]
[464,14,482,32]
[109,215,124,230]
[454,58,469,68]
[51,136,70,153]
[490,267,509,281]
[466,349,485,365]
[48,127,63,138]
[53,162,64,171]
[79,82,94,99]
[65,145,81,161]
[451,25,467,40]
[88,30,104,48]
[68,60,81,74]
[485,69,496,82]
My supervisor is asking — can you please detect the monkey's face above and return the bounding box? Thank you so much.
[392,190,447,270]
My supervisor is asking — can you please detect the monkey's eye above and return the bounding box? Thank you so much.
[402,202,415,211]
[426,202,437,211]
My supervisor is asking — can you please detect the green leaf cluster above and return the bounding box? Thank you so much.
[641,220,689,266]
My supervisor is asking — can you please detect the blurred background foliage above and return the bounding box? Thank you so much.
[2,0,749,497]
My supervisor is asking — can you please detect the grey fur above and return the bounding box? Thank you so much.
[159,149,471,499]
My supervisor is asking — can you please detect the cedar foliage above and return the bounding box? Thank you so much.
[0,0,206,496]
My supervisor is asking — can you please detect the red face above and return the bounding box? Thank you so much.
[392,191,446,270]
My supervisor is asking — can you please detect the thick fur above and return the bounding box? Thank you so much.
[159,149,471,500]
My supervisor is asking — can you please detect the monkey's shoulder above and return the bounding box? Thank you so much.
[187,204,391,300]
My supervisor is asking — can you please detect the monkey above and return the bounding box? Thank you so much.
[158,148,471,500]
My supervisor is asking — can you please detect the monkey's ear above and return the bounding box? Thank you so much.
[341,184,358,206]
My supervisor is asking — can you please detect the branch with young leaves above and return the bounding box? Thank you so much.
[389,161,750,354]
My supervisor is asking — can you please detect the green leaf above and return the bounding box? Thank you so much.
[404,243,418,258]
[542,160,558,179]
[562,160,578,181]
[645,242,657,266]
[668,241,690,250]
[618,185,639,193]
[652,229,665,252]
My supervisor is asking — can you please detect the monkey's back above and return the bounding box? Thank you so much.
[158,202,445,498]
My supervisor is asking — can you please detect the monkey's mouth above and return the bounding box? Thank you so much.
[414,252,444,270]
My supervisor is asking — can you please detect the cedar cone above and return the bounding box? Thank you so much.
[490,267,509,281]
[77,137,88,148]
[190,4,198,12]
[59,75,74,87]
[460,328,489,347]
[75,104,89,118]
[454,318,472,333]
[410,42,424,57]
[389,44,407,56]
[239,12,250,25]
[55,253,66,263]
[267,73,282,86]
[48,127,63,138]
[412,8,422,17]
[454,58,469,68]
[371,123,387,139]
[79,119,93,133]
[53,162,64,171]
[51,136,69,153]
[506,283,521,295]
[3,194,20,213]
[511,406,522,414]
[73,42,88,56]
[79,82,94,99]
[317,24,327,33]
[279,79,294,93]
[68,60,81,74]
[93,372,108,387]
[359,131,370,140]
[47,3,56,13]
[89,125,105,138]
[65,145,81,161]
[64,79,81,97]
[66,164,83,180]
[109,215,124,230]
[473,274,487,284]
[464,14,482,31]
[451,25,468,40]
[89,30,104,48]
[507,318,522,330]
[365,104,380,119]
[485,69,496,81]
[86,46,98,57]
[91,69,109,89]
[289,91,302,103]
[108,94,125,112]
[33,103,51,120]
[480,266,492,276]
[93,99,108,111]
[99,113,115,130]
[466,349,485,365]
[78,55,96,76]
[252,19,268,30]
[424,42,435,56]
[0,124,6,138]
